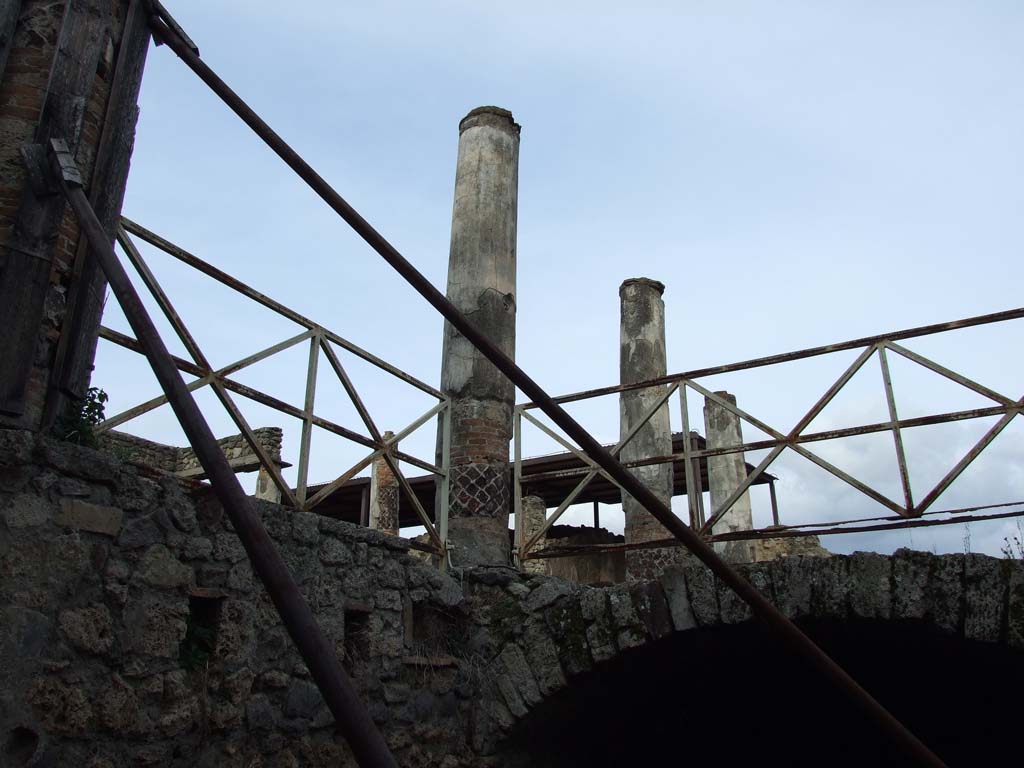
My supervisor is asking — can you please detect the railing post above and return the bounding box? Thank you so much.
[513,407,524,568]
[295,332,320,507]
[437,400,452,569]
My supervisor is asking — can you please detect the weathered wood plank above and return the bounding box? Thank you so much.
[47,0,151,423]
[0,0,110,418]
[0,0,23,82]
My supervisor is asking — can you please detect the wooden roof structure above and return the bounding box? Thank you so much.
[308,432,774,528]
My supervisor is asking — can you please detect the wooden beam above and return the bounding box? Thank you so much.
[0,0,22,81]
[0,0,110,418]
[47,0,151,425]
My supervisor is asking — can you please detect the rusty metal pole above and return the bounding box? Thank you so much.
[47,139,398,768]
[142,13,947,767]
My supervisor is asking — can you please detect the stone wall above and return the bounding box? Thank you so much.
[542,526,625,585]
[4,428,1023,767]
[175,427,283,478]
[0,429,482,767]
[99,427,284,478]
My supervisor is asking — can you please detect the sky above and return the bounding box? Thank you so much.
[95,1,1024,558]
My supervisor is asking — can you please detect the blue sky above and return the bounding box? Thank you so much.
[97,1,1024,556]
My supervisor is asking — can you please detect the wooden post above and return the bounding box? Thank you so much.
[0,0,22,81]
[46,0,152,426]
[0,1,111,421]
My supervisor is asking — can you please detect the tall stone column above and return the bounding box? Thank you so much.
[440,107,520,566]
[369,431,399,536]
[619,278,688,581]
[704,392,757,562]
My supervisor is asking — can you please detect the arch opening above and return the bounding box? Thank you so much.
[499,620,1023,767]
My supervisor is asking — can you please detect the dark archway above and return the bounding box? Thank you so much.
[499,619,1023,767]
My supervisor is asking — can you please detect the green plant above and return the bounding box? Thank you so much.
[55,386,108,448]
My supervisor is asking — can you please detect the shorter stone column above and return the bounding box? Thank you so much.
[370,432,400,536]
[704,392,757,562]
[254,466,282,504]
[520,495,548,575]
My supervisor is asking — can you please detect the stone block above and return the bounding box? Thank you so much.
[4,492,52,527]
[247,694,276,731]
[683,563,719,626]
[319,537,353,566]
[659,566,697,631]
[809,555,850,620]
[1007,561,1024,650]
[498,642,542,709]
[58,603,113,654]
[27,676,94,735]
[184,536,213,560]
[97,675,140,731]
[629,581,673,638]
[925,554,964,635]
[493,670,527,719]
[375,589,403,612]
[159,700,198,736]
[521,621,566,697]
[542,595,592,677]
[284,679,325,720]
[216,599,257,664]
[2,605,52,658]
[0,428,34,463]
[892,549,932,620]
[164,484,198,533]
[965,554,1006,643]
[228,561,254,593]
[117,513,164,549]
[122,593,188,659]
[770,556,814,620]
[135,544,192,589]
[606,584,645,649]
[214,533,247,562]
[848,552,891,620]
[523,578,575,613]
[716,572,749,626]
[38,441,119,483]
[292,511,320,545]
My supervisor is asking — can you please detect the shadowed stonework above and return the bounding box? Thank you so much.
[3,429,1022,766]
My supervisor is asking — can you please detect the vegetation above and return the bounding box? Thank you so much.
[54,386,108,448]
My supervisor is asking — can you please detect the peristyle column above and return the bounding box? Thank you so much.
[439,106,520,566]
[619,278,688,580]
[704,392,757,562]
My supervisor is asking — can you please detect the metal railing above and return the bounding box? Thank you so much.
[96,216,450,555]
[514,307,1024,563]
